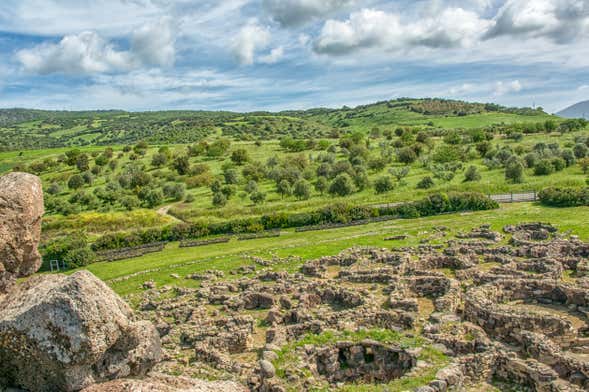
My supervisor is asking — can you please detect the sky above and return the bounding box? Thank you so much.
[0,0,588,113]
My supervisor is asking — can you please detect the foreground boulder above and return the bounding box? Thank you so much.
[0,271,162,392]
[0,172,44,293]
[81,373,247,392]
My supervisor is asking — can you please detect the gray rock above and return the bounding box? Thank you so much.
[259,359,276,379]
[0,172,44,293]
[0,271,162,392]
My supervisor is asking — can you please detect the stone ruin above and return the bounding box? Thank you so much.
[313,340,416,383]
[0,173,245,392]
[133,222,589,391]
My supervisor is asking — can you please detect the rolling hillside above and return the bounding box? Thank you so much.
[0,98,556,151]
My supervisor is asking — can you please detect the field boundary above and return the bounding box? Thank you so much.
[372,191,538,209]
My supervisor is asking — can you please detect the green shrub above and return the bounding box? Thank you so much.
[417,176,435,189]
[539,187,589,207]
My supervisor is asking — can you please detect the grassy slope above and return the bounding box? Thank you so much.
[66,203,589,296]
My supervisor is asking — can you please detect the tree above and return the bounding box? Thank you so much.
[374,176,394,194]
[329,173,356,196]
[250,191,266,204]
[293,179,311,200]
[173,156,190,175]
[560,149,576,167]
[207,138,231,157]
[463,166,481,182]
[68,174,84,190]
[389,166,410,182]
[47,182,62,195]
[76,154,90,172]
[65,149,81,166]
[353,168,370,190]
[95,154,109,166]
[211,179,222,193]
[505,158,524,183]
[231,149,249,165]
[151,153,168,168]
[315,176,328,195]
[120,195,140,211]
[130,171,151,188]
[397,147,417,164]
[223,168,239,184]
[579,158,589,174]
[43,231,95,268]
[245,180,258,194]
[138,187,163,208]
[163,183,186,201]
[277,179,292,199]
[574,143,588,159]
[212,192,227,207]
[417,176,434,189]
[534,159,555,176]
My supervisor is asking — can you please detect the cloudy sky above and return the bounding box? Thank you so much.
[0,0,588,112]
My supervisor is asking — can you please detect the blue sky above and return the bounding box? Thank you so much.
[0,0,588,113]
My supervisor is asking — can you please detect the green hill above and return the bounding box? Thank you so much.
[0,98,556,151]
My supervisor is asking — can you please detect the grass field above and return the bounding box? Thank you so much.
[66,203,589,297]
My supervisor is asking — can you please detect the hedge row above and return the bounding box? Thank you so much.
[92,192,498,251]
[538,187,589,207]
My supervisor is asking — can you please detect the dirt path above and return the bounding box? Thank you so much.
[156,204,183,223]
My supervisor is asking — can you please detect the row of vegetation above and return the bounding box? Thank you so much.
[41,192,497,268]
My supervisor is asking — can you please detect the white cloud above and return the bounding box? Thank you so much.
[449,83,476,95]
[259,46,285,64]
[0,0,165,37]
[232,21,271,65]
[494,80,523,96]
[485,0,589,43]
[263,0,354,27]
[579,84,589,90]
[131,17,176,67]
[16,18,178,75]
[313,8,490,55]
[16,31,135,75]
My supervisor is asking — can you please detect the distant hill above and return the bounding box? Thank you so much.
[557,100,589,119]
[0,98,556,151]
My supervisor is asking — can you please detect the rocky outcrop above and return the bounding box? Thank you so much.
[0,172,44,293]
[0,271,162,392]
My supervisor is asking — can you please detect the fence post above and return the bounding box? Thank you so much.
[511,192,514,203]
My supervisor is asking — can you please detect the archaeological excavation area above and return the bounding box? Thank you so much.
[134,222,589,391]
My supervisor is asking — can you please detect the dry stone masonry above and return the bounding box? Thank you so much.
[134,223,589,391]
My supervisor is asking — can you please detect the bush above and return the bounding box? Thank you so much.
[212,192,227,207]
[163,183,186,201]
[539,187,589,207]
[329,173,356,196]
[231,149,249,165]
[67,174,84,190]
[417,176,435,189]
[505,158,524,183]
[463,166,481,182]
[534,159,555,176]
[293,179,311,200]
[374,176,394,194]
[88,192,498,253]
[250,191,266,204]
[397,147,417,164]
[42,231,95,269]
